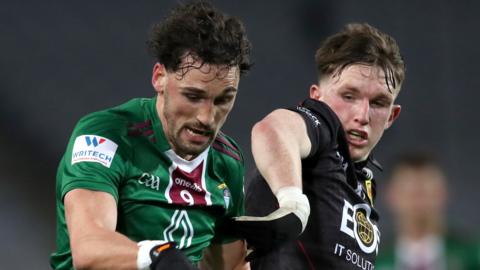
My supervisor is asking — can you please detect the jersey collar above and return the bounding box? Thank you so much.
[355,155,383,171]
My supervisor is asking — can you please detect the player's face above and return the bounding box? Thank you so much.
[387,166,447,222]
[152,58,239,160]
[310,64,401,161]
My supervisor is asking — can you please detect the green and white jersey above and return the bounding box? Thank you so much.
[50,97,245,270]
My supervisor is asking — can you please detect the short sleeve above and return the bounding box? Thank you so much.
[58,112,129,202]
[289,101,334,158]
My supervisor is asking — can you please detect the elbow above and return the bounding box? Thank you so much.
[71,244,95,270]
[251,113,279,142]
[251,120,267,140]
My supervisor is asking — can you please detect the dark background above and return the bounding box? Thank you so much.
[1,1,479,269]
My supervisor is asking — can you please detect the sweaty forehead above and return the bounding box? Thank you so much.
[172,60,240,92]
[344,65,386,84]
[194,64,240,85]
[176,54,240,82]
[332,65,400,97]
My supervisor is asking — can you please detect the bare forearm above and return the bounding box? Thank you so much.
[251,110,311,193]
[252,129,301,192]
[231,111,312,258]
[65,190,140,270]
[71,228,138,270]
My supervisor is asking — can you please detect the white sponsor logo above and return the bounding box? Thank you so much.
[138,173,160,190]
[174,177,203,193]
[297,106,321,126]
[71,135,118,168]
[340,199,380,254]
[334,243,375,270]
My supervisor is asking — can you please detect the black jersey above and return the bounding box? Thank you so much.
[246,99,381,270]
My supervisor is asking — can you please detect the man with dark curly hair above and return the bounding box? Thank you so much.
[50,1,251,269]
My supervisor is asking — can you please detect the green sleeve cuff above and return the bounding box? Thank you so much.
[61,179,119,202]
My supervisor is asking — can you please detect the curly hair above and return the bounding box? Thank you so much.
[315,23,405,92]
[147,0,252,78]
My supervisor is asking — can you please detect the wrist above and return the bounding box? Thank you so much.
[136,240,167,270]
[275,186,310,232]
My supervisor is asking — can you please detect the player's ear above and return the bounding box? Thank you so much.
[385,104,401,129]
[152,63,168,94]
[309,84,321,100]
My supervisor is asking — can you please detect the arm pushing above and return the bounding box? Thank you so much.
[229,109,312,259]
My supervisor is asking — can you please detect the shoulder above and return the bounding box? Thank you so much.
[77,98,146,129]
[211,131,243,163]
[293,98,342,132]
[70,98,150,153]
[288,99,342,157]
[210,132,245,212]
[75,98,149,135]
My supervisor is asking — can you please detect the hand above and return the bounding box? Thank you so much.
[137,240,199,270]
[149,242,199,270]
[230,186,310,260]
[232,209,303,260]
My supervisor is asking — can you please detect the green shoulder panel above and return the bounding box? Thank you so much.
[209,132,245,244]
[212,131,245,214]
[51,98,153,270]
[58,98,147,201]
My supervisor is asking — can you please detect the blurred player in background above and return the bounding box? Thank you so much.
[230,23,405,269]
[50,1,252,269]
[376,152,480,270]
